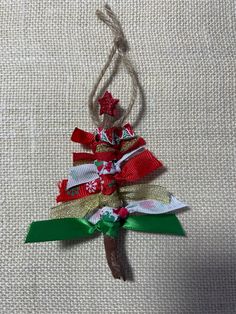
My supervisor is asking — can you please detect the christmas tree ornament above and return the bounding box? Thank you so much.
[25,4,187,280]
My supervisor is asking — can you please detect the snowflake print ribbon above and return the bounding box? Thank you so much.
[86,180,98,193]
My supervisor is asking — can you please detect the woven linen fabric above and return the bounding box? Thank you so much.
[1,0,235,313]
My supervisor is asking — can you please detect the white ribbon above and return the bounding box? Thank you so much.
[126,196,186,215]
[66,164,99,190]
[87,196,187,225]
[99,145,145,175]
[66,146,146,190]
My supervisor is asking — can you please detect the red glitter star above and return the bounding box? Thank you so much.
[98,91,119,116]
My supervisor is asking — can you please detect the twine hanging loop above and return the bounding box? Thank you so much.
[88,4,139,128]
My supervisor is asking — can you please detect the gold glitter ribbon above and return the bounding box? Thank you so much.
[50,184,170,219]
[50,191,122,219]
[119,184,170,204]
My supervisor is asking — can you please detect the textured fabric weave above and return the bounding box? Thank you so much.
[1,0,235,313]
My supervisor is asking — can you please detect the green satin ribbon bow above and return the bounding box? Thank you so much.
[88,219,121,238]
[25,214,185,243]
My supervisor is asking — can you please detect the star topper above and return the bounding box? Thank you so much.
[98,91,119,116]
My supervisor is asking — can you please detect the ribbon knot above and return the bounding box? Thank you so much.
[88,219,121,238]
[66,146,145,190]
[96,160,121,175]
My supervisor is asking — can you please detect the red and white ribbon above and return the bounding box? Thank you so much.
[66,146,145,190]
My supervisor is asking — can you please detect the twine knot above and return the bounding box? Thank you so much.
[114,36,128,54]
[89,4,139,128]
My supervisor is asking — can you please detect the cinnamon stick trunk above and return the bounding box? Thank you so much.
[103,235,125,280]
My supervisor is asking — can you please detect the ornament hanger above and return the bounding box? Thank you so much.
[88,4,139,128]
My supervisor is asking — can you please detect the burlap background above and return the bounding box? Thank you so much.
[1,1,235,313]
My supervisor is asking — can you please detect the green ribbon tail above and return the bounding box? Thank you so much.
[25,218,96,243]
[123,214,185,236]
[25,214,185,243]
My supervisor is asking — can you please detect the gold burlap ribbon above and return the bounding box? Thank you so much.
[50,184,170,219]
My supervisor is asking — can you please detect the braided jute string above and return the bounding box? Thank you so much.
[88,4,139,128]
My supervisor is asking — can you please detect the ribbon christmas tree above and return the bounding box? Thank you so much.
[25,5,187,280]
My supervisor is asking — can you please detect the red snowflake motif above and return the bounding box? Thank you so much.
[98,91,119,116]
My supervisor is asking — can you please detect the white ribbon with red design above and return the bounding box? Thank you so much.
[87,195,187,225]
[66,146,145,190]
